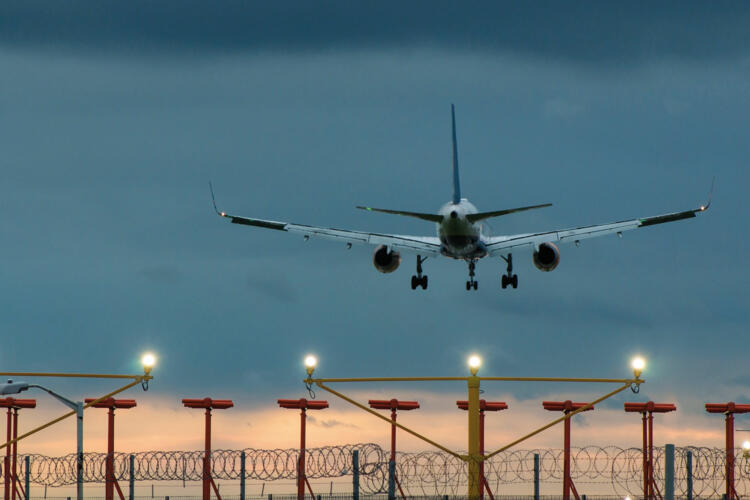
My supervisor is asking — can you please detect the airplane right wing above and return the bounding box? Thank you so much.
[485,203,710,256]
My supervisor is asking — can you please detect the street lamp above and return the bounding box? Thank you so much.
[1,380,85,500]
[304,355,317,377]
[468,355,481,376]
[631,357,645,379]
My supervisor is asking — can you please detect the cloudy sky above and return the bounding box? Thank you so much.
[1,0,749,471]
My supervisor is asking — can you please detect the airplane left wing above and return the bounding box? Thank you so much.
[485,203,710,256]
[211,184,441,255]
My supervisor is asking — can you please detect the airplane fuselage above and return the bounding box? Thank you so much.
[436,198,488,259]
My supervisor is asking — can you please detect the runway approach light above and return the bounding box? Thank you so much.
[631,357,645,379]
[141,353,156,374]
[305,355,318,377]
[468,355,481,376]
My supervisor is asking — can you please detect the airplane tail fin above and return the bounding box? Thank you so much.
[451,104,461,204]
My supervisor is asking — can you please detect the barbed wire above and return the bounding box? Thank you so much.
[4,445,750,497]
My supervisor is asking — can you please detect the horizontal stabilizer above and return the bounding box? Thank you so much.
[466,203,552,223]
[356,206,443,223]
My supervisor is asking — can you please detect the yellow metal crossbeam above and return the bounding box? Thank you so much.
[483,381,634,459]
[315,381,462,458]
[0,372,147,380]
[306,372,644,499]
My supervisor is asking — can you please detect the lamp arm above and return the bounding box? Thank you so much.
[28,384,78,411]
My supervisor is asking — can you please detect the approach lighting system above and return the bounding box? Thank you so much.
[141,353,156,374]
[631,357,645,379]
[304,355,318,377]
[468,355,481,376]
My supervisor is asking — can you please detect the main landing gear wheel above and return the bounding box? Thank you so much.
[500,254,519,290]
[465,260,478,291]
[411,255,428,290]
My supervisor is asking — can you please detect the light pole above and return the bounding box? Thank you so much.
[2,382,85,500]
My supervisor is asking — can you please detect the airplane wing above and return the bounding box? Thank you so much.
[485,202,710,256]
[210,185,442,255]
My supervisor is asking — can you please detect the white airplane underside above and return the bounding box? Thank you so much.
[211,105,711,291]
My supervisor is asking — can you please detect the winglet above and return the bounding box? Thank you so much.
[208,181,227,217]
[699,177,715,212]
[451,104,461,204]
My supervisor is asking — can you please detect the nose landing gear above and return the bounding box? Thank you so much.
[411,255,428,290]
[465,260,478,290]
[501,254,518,289]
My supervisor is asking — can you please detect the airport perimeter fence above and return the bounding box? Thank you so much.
[4,444,750,498]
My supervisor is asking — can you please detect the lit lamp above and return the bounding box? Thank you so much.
[631,357,645,379]
[743,441,750,459]
[468,355,481,376]
[304,355,317,378]
[141,353,156,375]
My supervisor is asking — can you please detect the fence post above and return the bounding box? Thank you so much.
[24,455,29,500]
[129,454,135,500]
[240,451,246,500]
[352,450,359,500]
[665,444,675,500]
[687,451,693,500]
[533,453,540,500]
[388,460,395,500]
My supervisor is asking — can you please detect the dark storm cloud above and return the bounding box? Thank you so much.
[3,1,750,64]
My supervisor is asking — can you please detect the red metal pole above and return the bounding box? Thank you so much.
[563,411,571,500]
[648,411,654,499]
[4,408,10,500]
[105,407,115,500]
[641,412,648,499]
[11,410,17,500]
[298,408,306,500]
[203,407,211,500]
[390,409,396,464]
[727,412,734,499]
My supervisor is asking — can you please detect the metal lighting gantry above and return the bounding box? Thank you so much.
[706,402,750,500]
[625,401,676,500]
[278,398,329,500]
[301,355,645,499]
[368,399,420,499]
[182,398,234,500]
[84,398,137,500]
[1,398,36,500]
[457,399,508,500]
[0,358,154,500]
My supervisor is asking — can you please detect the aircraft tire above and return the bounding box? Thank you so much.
[411,276,418,290]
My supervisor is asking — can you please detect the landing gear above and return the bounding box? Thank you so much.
[500,254,518,289]
[465,260,478,291]
[411,255,428,290]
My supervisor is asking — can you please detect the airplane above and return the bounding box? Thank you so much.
[210,105,711,291]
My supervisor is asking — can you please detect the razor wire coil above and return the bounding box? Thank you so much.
[5,445,750,497]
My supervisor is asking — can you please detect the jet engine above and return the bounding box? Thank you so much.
[372,245,401,273]
[533,242,560,272]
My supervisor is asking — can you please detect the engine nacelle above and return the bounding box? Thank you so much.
[533,242,560,272]
[372,245,401,274]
